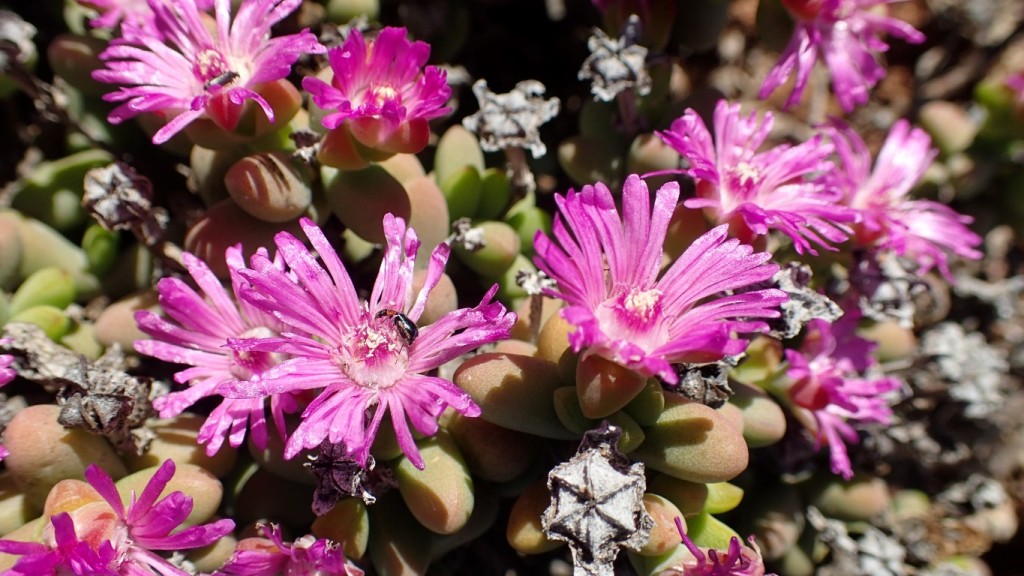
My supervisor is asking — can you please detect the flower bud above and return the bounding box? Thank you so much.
[807,475,891,522]
[440,166,482,221]
[8,267,76,317]
[95,290,158,351]
[396,432,475,535]
[224,152,312,223]
[434,125,485,187]
[453,221,520,279]
[647,475,707,517]
[576,353,648,419]
[505,205,551,256]
[638,494,685,556]
[4,404,126,511]
[325,0,380,22]
[455,352,576,440]
[558,135,624,188]
[312,498,369,559]
[507,478,563,554]
[623,379,665,427]
[187,533,238,573]
[8,306,73,341]
[124,415,238,478]
[477,168,511,220]
[232,467,315,529]
[405,175,451,269]
[323,165,412,245]
[685,512,742,550]
[704,482,744,514]
[553,386,597,435]
[12,149,112,232]
[16,217,98,297]
[447,413,538,483]
[81,223,119,277]
[632,395,749,483]
[607,411,645,453]
[368,494,433,576]
[184,199,305,278]
[0,211,23,290]
[626,134,681,192]
[60,321,103,360]
[47,34,108,96]
[919,101,978,156]
[41,479,102,519]
[0,474,34,536]
[729,381,787,448]
[377,153,426,185]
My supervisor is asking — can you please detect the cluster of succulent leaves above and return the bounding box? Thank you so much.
[2,0,1024,575]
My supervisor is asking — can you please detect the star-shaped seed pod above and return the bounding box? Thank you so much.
[542,422,653,576]
[1,323,158,455]
[765,263,842,341]
[83,162,169,248]
[578,16,651,102]
[462,79,560,159]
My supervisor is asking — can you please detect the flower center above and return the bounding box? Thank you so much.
[622,287,662,324]
[725,161,762,203]
[336,311,410,390]
[230,326,283,380]
[367,82,400,107]
[194,48,237,89]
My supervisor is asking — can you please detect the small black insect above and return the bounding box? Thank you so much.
[375,308,419,345]
[203,70,239,91]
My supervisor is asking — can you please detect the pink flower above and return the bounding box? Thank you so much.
[0,460,233,575]
[303,27,451,161]
[93,0,324,144]
[658,99,855,255]
[759,0,925,112]
[0,343,14,462]
[214,524,363,576]
[825,119,982,278]
[1008,73,1024,107]
[0,512,118,575]
[77,0,212,41]
[785,316,901,479]
[135,246,299,456]
[84,459,235,574]
[220,216,515,469]
[664,519,770,576]
[532,174,787,384]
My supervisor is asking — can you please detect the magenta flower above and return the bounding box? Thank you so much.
[135,246,300,456]
[532,174,787,384]
[785,316,901,479]
[77,0,212,40]
[93,0,324,144]
[664,519,770,576]
[825,119,982,278]
[0,460,234,575]
[215,524,363,576]
[659,100,855,255]
[219,216,515,469]
[1008,73,1024,107]
[759,0,925,112]
[0,344,14,462]
[84,459,235,574]
[0,512,118,576]
[303,27,451,163]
